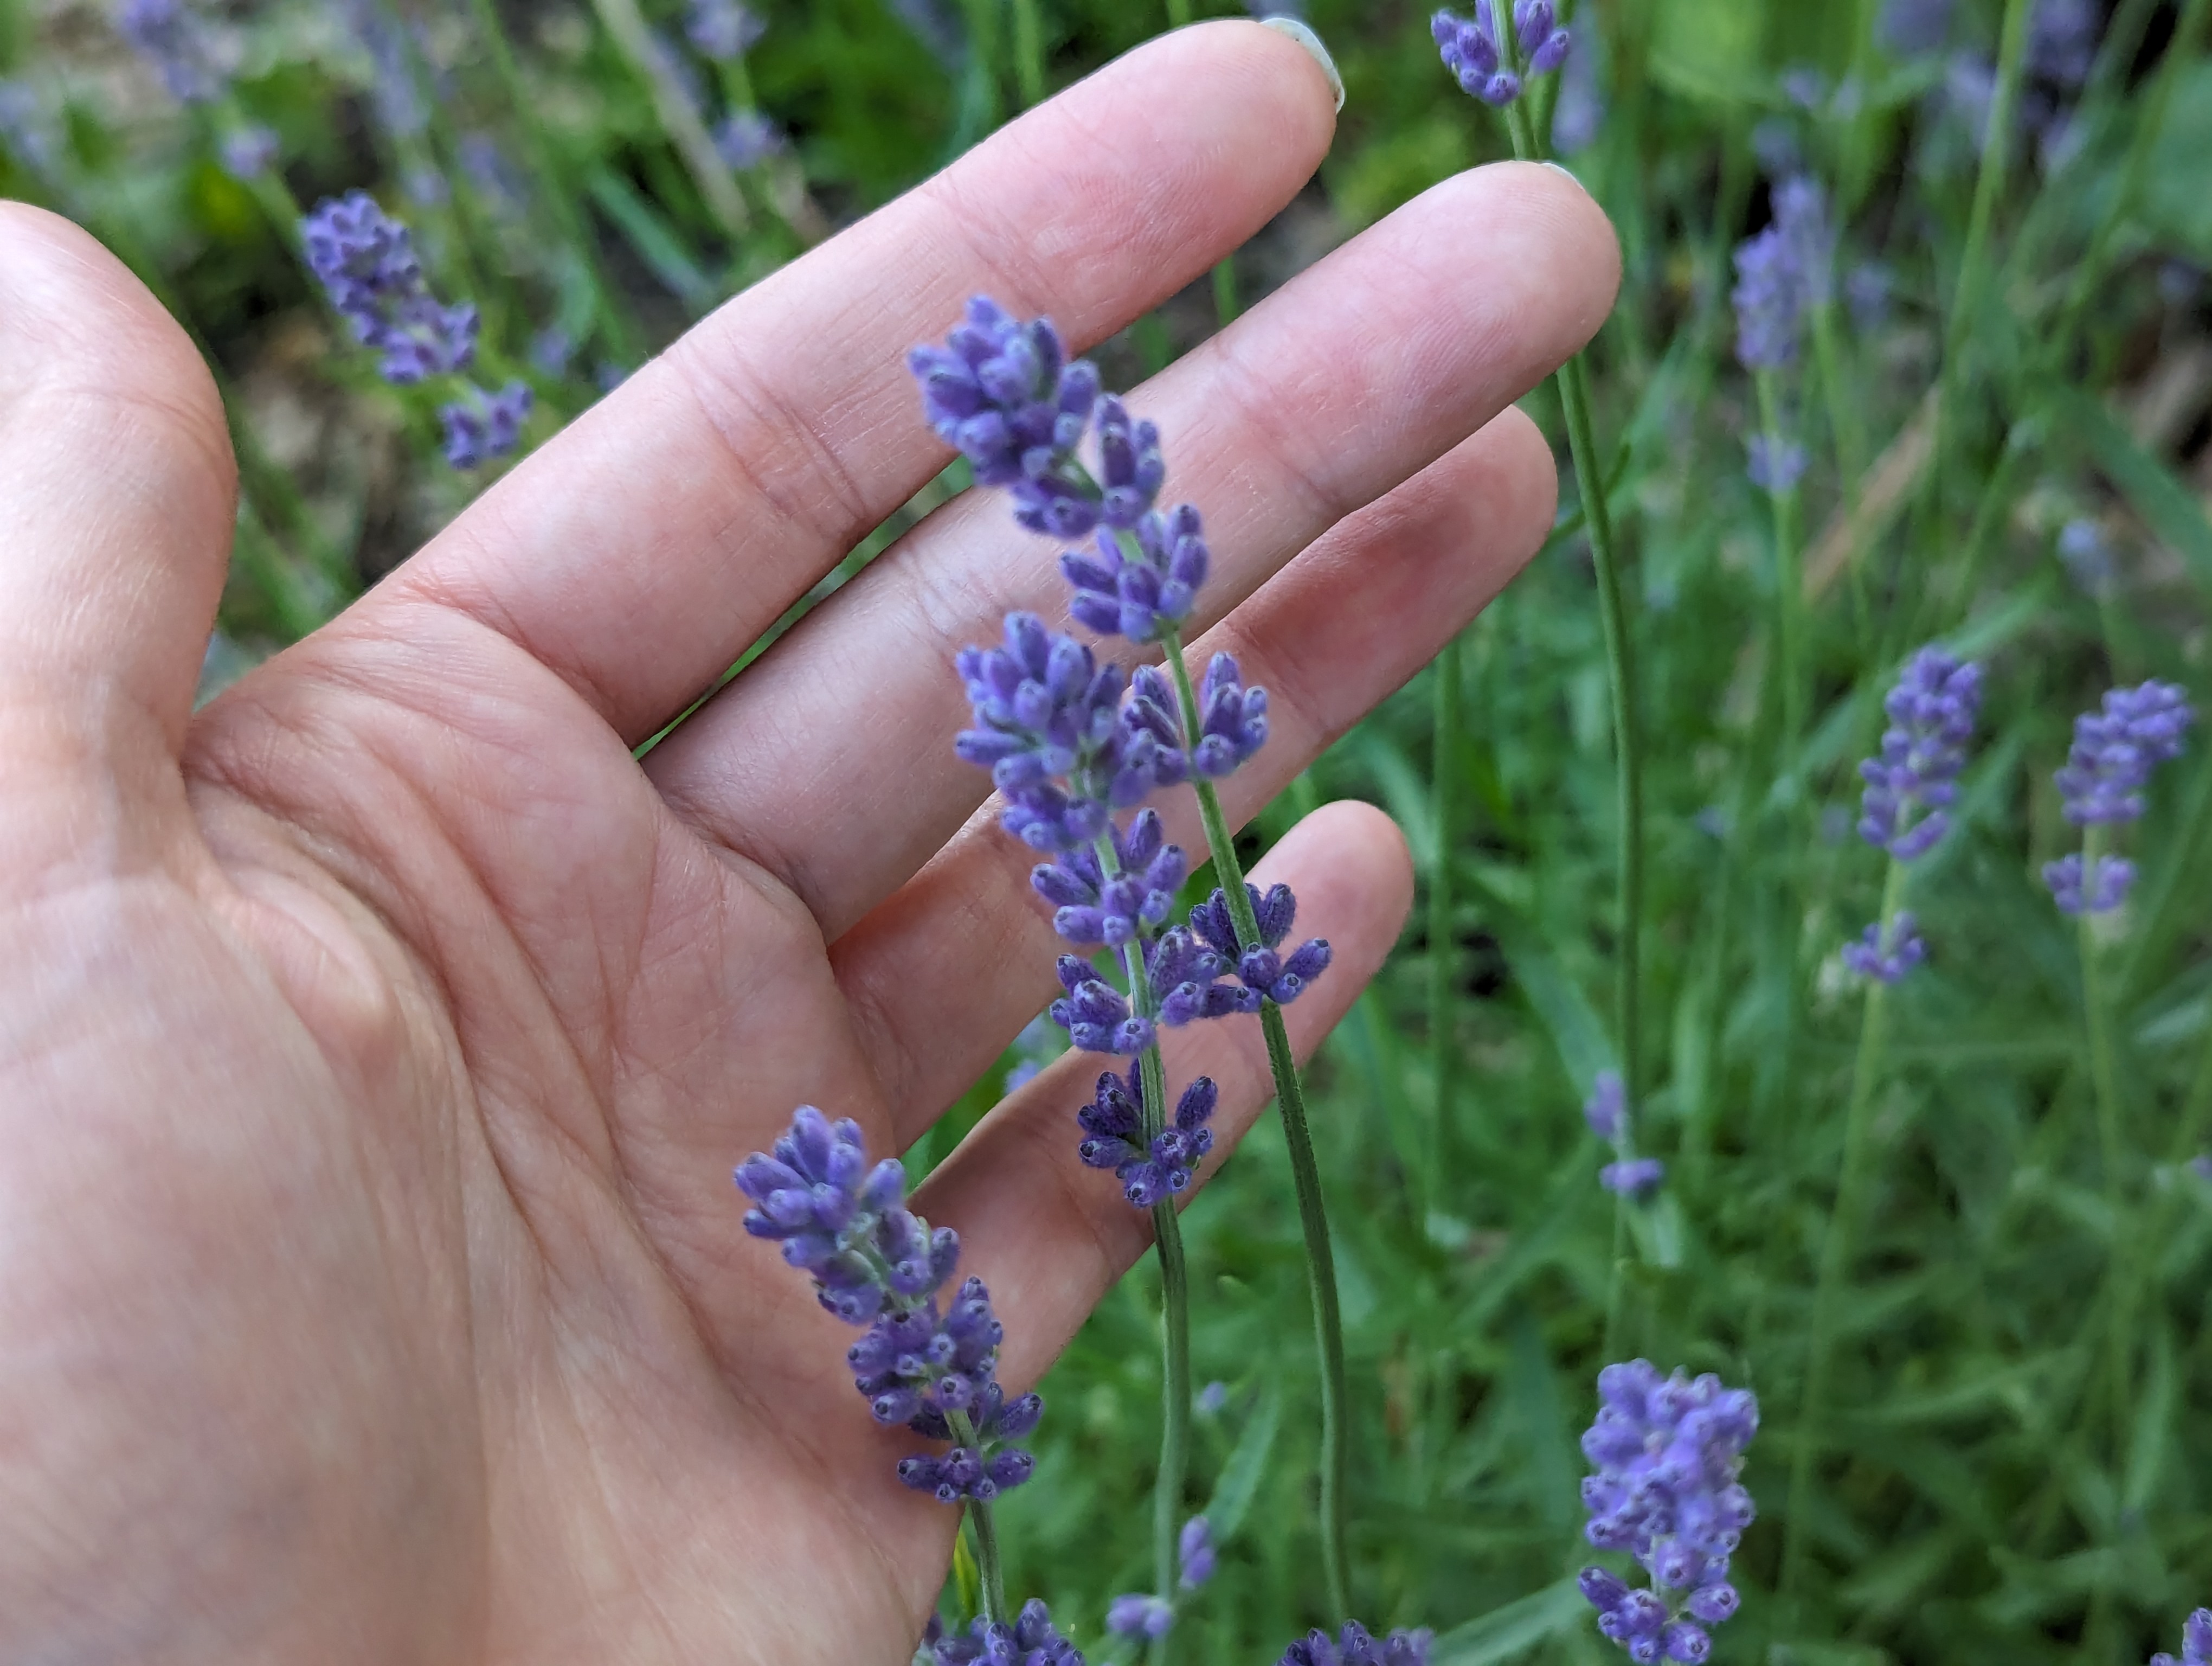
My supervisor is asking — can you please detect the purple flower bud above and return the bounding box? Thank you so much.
[301,193,481,387]
[1857,647,1983,857]
[2043,853,2136,916]
[1746,437,1807,495]
[1841,912,1927,983]
[686,0,765,60]
[1179,1515,1217,1588]
[1584,1071,1626,1140]
[120,0,224,104]
[1108,1595,1175,1639]
[440,380,533,471]
[2054,681,2194,825]
[713,110,786,170]
[1600,1157,1666,1199]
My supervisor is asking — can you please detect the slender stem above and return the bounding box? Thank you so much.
[465,0,646,366]
[948,1409,1008,1625]
[1211,254,1240,330]
[1756,369,1806,760]
[1427,635,1462,1221]
[2078,826,2131,1466]
[1923,0,2031,536]
[1779,856,1907,1607]
[1158,629,1351,1622]
[1165,0,1192,24]
[1101,836,1192,1666]
[1503,95,1644,1118]
[1010,0,1046,107]
[1809,299,1870,652]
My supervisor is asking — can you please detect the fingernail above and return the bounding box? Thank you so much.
[1260,17,1346,113]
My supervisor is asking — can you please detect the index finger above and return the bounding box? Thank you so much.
[365,22,1341,745]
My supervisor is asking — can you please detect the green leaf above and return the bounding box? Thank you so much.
[2050,387,2212,594]
[1198,1380,1283,1549]
[1430,1578,1590,1666]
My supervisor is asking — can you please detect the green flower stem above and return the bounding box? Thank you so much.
[1427,633,1462,1219]
[1502,98,1645,1119]
[2076,825,2131,1462]
[1755,368,1806,760]
[1779,855,1908,1608]
[589,0,753,239]
[950,1408,1008,1625]
[1011,0,1046,107]
[1924,0,2030,530]
[1098,835,1193,1666]
[1157,627,1351,1623]
[465,0,646,367]
[1212,255,1240,329]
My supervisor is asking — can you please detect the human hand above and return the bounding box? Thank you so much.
[0,21,1616,1664]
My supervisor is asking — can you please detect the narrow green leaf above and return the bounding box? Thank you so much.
[1200,1380,1283,1548]
[1430,1578,1590,1666]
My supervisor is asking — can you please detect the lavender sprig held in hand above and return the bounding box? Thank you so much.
[735,1106,1040,1505]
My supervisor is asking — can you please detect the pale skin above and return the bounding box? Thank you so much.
[0,21,1618,1665]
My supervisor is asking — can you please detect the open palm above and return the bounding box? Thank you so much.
[0,22,1615,1665]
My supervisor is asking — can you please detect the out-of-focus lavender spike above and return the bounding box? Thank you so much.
[1747,437,1808,495]
[218,125,279,181]
[1584,1071,1626,1140]
[301,192,479,384]
[1107,1595,1175,1640]
[1880,0,1953,57]
[1179,1515,1217,1588]
[1856,647,1983,860]
[2043,853,2137,916]
[714,110,787,170]
[118,0,224,104]
[1841,912,1928,983]
[439,382,533,472]
[686,0,766,60]
[2054,682,2195,825]
[1600,1158,1666,1199]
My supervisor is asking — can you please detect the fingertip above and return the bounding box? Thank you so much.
[1489,157,1623,350]
[1122,19,1338,176]
[1482,403,1564,566]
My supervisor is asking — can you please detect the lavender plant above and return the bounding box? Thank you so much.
[914,295,1346,1637]
[1783,646,1982,1604]
[301,191,533,471]
[1431,10,1649,1363]
[1584,1070,1662,1201]
[736,1106,1045,1636]
[1578,1363,1759,1665]
[2153,1610,2212,1666]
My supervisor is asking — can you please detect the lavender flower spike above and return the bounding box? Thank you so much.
[736,1107,1040,1502]
[1278,1622,1436,1665]
[2043,852,2137,917]
[1192,881,1332,1007]
[932,1600,1086,1665]
[1600,1158,1666,1199]
[1857,647,1983,860]
[1731,178,1833,373]
[439,381,533,471]
[1584,1071,1626,1140]
[2053,681,2195,825]
[2150,1607,2212,1666]
[1433,6,1522,105]
[910,298,1104,537]
[686,0,765,60]
[1580,1361,1758,1664]
[1841,911,1928,983]
[301,192,479,385]
[1062,503,1206,644]
[119,0,224,104]
[1032,809,1187,947]
[1179,1515,1217,1588]
[1078,1067,1218,1207]
[1107,1596,1175,1640]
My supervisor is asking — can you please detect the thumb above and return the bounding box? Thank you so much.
[0,202,236,790]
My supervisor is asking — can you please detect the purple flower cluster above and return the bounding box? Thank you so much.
[910,300,1110,537]
[2151,1607,2212,1666]
[928,1600,1085,1665]
[917,296,1323,1213]
[736,1107,1039,1505]
[1192,882,1332,1007]
[955,616,1182,853]
[1579,1361,1758,1664]
[1277,1622,1435,1665]
[119,0,223,105]
[1105,1516,1217,1639]
[714,110,787,169]
[1079,1068,1218,1207]
[687,0,765,60]
[2052,682,2194,825]
[1585,1072,1663,1200]
[1858,648,1983,861]
[1841,913,1927,985]
[2042,681,2194,915]
[1746,437,1807,495]
[1732,176,1833,371]
[1432,3,1571,107]
[300,193,532,471]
